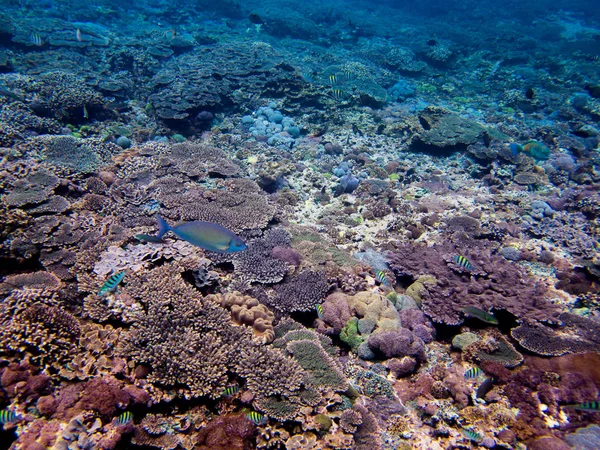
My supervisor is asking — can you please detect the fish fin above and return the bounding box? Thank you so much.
[156,215,171,239]
[135,234,165,243]
[510,143,522,156]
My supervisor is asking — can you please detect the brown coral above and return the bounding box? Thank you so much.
[207,292,275,344]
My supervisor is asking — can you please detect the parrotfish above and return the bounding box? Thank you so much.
[510,140,551,161]
[136,215,247,253]
[461,306,499,325]
[98,271,125,296]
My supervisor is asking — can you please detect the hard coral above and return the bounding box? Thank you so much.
[368,329,427,362]
[207,292,275,344]
[511,312,600,356]
[388,242,560,325]
[196,413,255,450]
[271,270,329,314]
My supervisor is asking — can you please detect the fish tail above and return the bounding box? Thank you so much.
[156,215,171,239]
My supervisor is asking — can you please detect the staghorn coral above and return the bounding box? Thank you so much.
[388,242,560,325]
[207,292,275,344]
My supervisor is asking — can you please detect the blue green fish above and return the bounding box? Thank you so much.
[116,411,133,425]
[246,411,267,425]
[452,255,473,270]
[98,271,125,296]
[222,386,240,396]
[464,367,483,379]
[136,215,247,253]
[564,401,600,412]
[0,410,19,424]
[316,304,324,319]
[461,306,499,325]
[375,270,390,286]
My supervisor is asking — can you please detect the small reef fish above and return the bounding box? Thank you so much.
[461,306,499,325]
[247,411,267,425]
[344,70,353,80]
[76,28,83,42]
[316,304,324,319]
[564,401,600,412]
[116,411,133,425]
[452,255,473,270]
[328,74,338,85]
[476,377,495,399]
[510,140,551,161]
[30,33,43,46]
[83,104,89,119]
[98,271,125,296]
[0,410,19,424]
[464,367,483,379]
[136,215,247,253]
[375,270,390,286]
[462,427,483,443]
[164,29,176,40]
[331,88,344,100]
[222,386,240,396]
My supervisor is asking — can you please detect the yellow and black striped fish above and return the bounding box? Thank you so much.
[116,411,133,425]
[222,385,239,396]
[375,270,390,286]
[328,74,338,85]
[0,410,18,424]
[98,271,125,296]
[247,411,267,425]
[316,304,324,318]
[452,255,473,270]
[331,88,343,100]
[462,427,482,442]
[464,367,483,379]
[344,70,353,80]
[565,401,600,412]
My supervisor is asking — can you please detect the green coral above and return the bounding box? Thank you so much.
[286,339,347,391]
[314,414,333,433]
[340,317,364,350]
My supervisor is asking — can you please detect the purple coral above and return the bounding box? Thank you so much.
[367,329,426,362]
[388,242,560,325]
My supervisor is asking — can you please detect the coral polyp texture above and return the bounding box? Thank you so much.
[1,0,600,448]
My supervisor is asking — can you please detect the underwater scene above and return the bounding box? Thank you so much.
[0,0,600,448]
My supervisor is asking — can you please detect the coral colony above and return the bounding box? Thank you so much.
[1,0,600,449]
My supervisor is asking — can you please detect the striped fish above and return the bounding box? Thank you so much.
[30,33,43,46]
[222,386,239,396]
[565,401,600,412]
[331,88,344,100]
[452,255,473,270]
[328,74,338,85]
[316,304,324,319]
[247,411,267,425]
[98,271,125,296]
[464,367,483,379]
[0,410,18,424]
[462,427,483,443]
[344,70,353,80]
[375,270,390,286]
[116,411,133,425]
